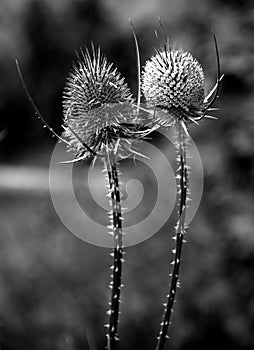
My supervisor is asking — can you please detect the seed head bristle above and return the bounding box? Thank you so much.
[141,48,206,125]
[63,46,138,159]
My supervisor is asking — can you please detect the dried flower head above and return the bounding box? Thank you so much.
[142,49,205,121]
[141,36,221,127]
[63,46,139,160]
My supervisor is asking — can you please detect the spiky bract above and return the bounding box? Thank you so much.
[63,47,138,159]
[142,48,206,125]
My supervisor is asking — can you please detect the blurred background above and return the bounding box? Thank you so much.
[0,0,254,349]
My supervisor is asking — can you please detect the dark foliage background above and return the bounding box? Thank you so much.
[0,0,254,349]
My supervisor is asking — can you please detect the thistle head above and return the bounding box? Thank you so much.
[141,47,207,126]
[63,46,139,160]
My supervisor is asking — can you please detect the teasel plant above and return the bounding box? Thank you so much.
[16,42,150,350]
[141,27,223,349]
[61,45,143,350]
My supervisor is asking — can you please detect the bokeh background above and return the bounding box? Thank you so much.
[0,0,254,349]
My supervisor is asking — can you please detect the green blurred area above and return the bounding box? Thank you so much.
[0,0,254,349]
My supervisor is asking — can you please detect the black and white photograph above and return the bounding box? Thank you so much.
[0,0,253,349]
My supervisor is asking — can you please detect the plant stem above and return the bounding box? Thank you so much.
[105,150,124,350]
[156,122,189,350]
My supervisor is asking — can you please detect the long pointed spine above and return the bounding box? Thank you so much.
[16,59,97,156]
[104,151,124,350]
[156,121,189,350]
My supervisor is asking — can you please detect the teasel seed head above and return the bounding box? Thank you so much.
[142,47,207,126]
[63,46,139,160]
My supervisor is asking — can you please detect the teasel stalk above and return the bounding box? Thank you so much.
[103,150,124,350]
[156,120,189,350]
[16,45,141,350]
[141,29,222,349]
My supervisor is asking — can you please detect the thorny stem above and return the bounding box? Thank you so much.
[104,150,124,350]
[156,122,189,350]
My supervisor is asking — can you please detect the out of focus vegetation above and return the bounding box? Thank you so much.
[0,0,254,349]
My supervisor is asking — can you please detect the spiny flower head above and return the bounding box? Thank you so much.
[63,46,139,159]
[142,47,206,125]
